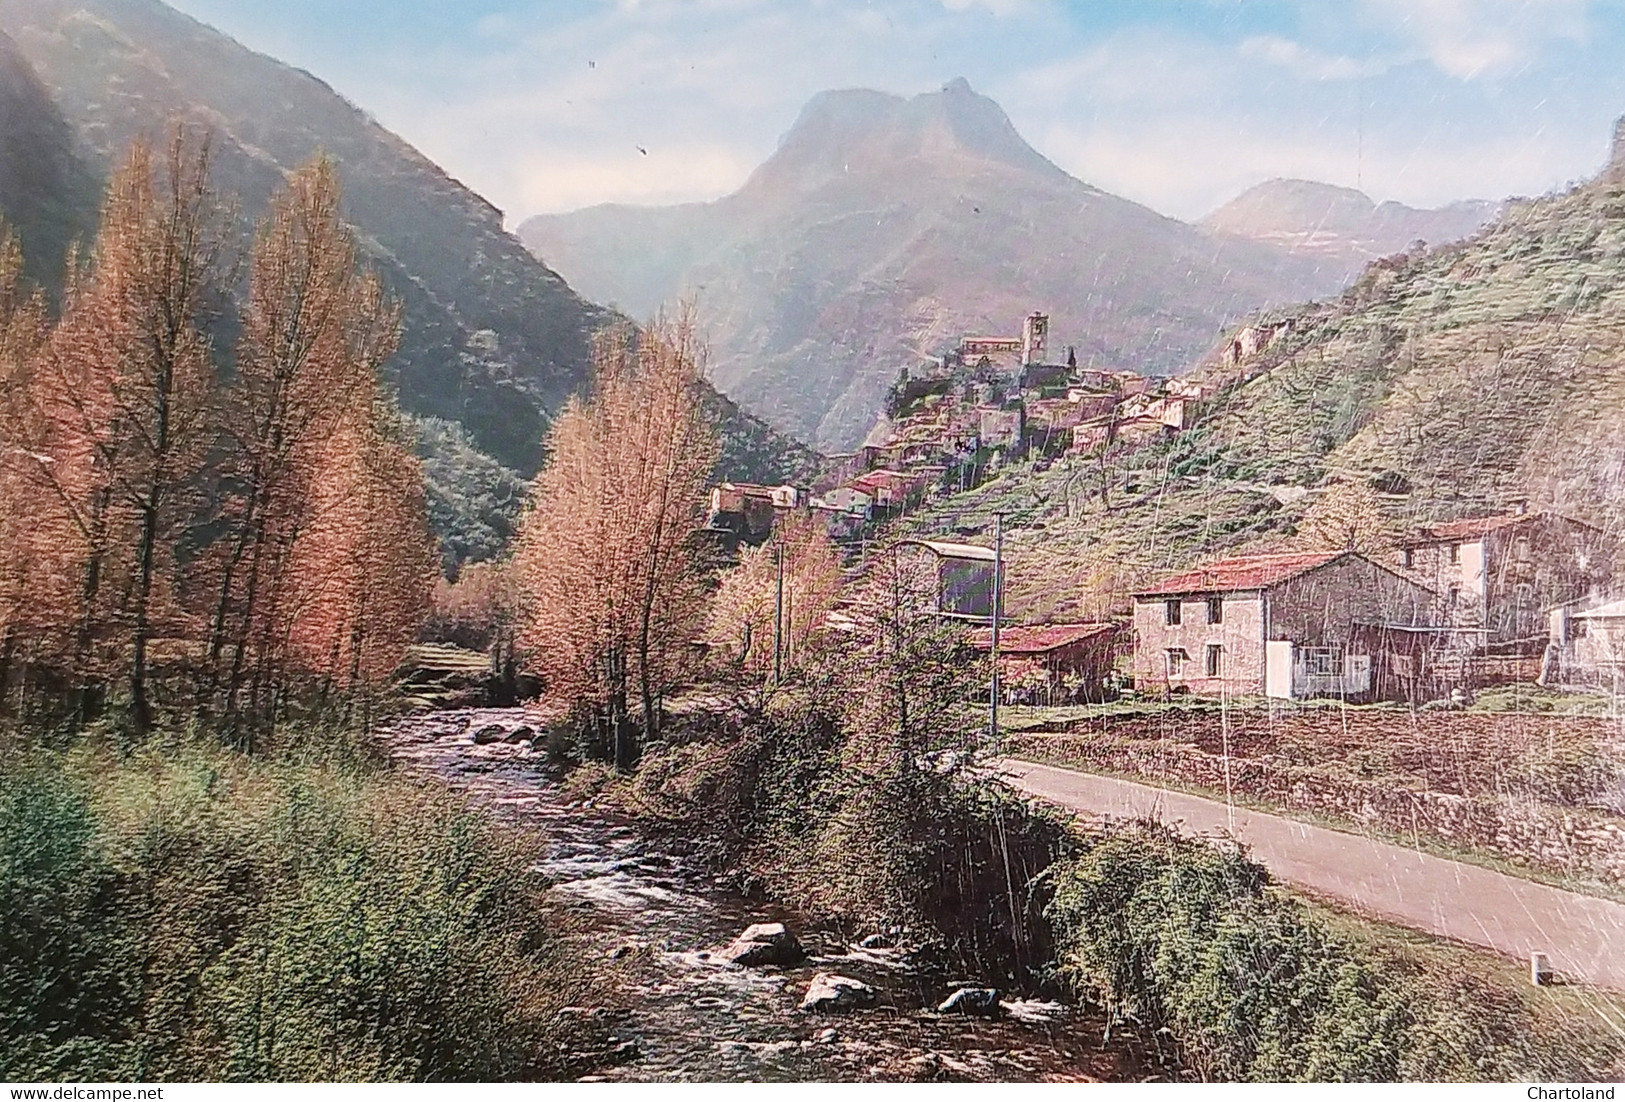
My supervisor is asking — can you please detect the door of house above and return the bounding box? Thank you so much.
[1265,640,1295,699]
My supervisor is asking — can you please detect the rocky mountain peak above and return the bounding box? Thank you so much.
[740,78,1063,198]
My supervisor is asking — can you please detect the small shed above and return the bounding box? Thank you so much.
[1543,593,1625,689]
[894,539,1001,620]
[965,622,1121,704]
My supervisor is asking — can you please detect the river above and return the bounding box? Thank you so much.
[381,706,1168,1082]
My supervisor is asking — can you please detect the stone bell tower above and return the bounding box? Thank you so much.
[1021,311,1048,366]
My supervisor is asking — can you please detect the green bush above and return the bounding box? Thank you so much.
[611,683,1070,979]
[0,742,603,1082]
[1046,824,1617,1081]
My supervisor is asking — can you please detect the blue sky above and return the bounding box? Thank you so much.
[169,0,1625,226]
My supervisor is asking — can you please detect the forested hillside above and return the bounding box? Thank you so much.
[0,2,816,510]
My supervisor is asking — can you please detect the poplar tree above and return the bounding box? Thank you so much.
[706,511,843,678]
[515,307,719,765]
[211,155,406,731]
[0,226,52,704]
[24,130,226,727]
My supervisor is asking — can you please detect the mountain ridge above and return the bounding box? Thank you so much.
[1201,177,1501,277]
[0,0,817,489]
[899,117,1625,621]
[521,79,1347,452]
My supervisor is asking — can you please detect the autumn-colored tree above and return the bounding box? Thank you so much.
[0,225,54,703]
[209,155,405,730]
[282,406,435,709]
[837,544,982,771]
[20,130,227,726]
[0,135,431,737]
[426,558,520,653]
[514,307,719,766]
[706,511,843,679]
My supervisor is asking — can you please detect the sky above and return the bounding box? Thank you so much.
[167,0,1625,228]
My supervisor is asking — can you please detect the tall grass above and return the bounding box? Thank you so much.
[0,738,603,1081]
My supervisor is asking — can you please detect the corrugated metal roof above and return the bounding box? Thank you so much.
[965,622,1117,653]
[1136,550,1349,596]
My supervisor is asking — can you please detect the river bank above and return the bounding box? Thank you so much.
[381,706,1171,1082]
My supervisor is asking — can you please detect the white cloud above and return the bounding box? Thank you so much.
[937,0,1032,16]
[1237,35,1372,81]
[1037,113,1585,220]
[351,2,991,222]
[170,0,1625,232]
[510,145,760,212]
[1358,0,1590,79]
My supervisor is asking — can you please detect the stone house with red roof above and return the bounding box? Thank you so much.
[965,622,1122,704]
[1399,508,1612,648]
[1131,550,1434,700]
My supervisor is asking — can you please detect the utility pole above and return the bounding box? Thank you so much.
[989,512,1004,745]
[784,586,795,675]
[772,541,785,686]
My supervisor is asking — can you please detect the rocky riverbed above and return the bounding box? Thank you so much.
[380,706,1168,1082]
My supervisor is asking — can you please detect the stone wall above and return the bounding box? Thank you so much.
[1008,708,1625,887]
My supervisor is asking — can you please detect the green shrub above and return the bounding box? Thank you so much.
[0,742,604,1082]
[1046,824,1618,1082]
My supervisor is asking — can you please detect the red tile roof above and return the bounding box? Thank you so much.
[1405,510,1600,545]
[1406,510,1607,545]
[850,469,920,494]
[1135,550,1349,597]
[965,622,1117,653]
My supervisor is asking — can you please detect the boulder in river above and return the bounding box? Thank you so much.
[471,724,506,745]
[502,725,534,744]
[798,972,875,1014]
[717,921,805,967]
[937,987,1001,1017]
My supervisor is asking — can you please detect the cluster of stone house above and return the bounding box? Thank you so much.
[707,490,1624,702]
[805,311,1212,534]
[1128,508,1620,702]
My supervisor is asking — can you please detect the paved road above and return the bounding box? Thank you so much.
[995,758,1625,992]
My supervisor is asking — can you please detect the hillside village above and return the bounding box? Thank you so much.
[706,302,1625,710]
[707,310,1218,536]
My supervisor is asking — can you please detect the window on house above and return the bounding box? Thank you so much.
[1207,596,1223,624]
[1402,548,1414,569]
[1165,648,1187,677]
[1448,543,1460,565]
[1304,646,1339,676]
[1165,599,1181,626]
[1447,585,1460,610]
[1205,644,1223,677]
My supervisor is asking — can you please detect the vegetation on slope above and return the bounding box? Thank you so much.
[0,735,608,1082]
[0,1,814,489]
[1049,824,1623,1081]
[901,138,1625,618]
